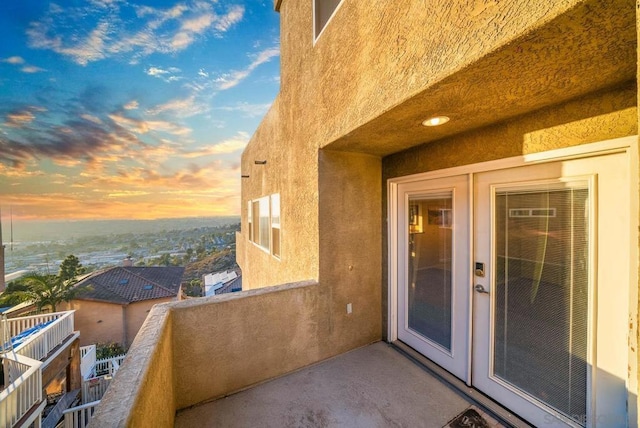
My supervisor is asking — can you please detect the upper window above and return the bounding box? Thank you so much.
[314,0,343,41]
[248,193,281,259]
[271,194,281,258]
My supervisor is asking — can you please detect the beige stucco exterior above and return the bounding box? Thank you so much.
[94,0,640,425]
[237,0,639,423]
[64,297,173,347]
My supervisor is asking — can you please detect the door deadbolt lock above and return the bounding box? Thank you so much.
[475,262,485,277]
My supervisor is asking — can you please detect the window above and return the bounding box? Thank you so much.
[313,0,343,41]
[247,193,281,258]
[247,200,254,242]
[258,197,270,250]
[271,194,281,258]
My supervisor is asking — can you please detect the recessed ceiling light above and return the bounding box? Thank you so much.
[422,116,450,127]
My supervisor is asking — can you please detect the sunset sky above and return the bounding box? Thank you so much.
[0,0,280,221]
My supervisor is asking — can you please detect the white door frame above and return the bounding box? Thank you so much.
[387,136,639,426]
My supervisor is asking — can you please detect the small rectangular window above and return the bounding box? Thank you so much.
[258,197,270,250]
[252,200,260,245]
[314,0,343,41]
[271,194,281,258]
[247,200,253,242]
[248,193,281,258]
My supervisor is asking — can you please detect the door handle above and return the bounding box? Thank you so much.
[474,284,489,294]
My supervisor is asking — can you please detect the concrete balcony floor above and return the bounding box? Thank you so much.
[175,342,506,428]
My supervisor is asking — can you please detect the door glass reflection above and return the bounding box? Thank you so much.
[407,194,453,351]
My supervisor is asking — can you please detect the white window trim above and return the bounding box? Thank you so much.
[271,194,281,259]
[248,193,281,259]
[313,0,345,45]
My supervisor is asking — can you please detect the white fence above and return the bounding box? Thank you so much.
[63,400,100,428]
[94,354,126,377]
[1,311,75,362]
[0,353,43,428]
[80,345,96,380]
[82,375,112,403]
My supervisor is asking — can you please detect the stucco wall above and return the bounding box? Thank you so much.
[126,299,171,347]
[237,97,320,290]
[65,298,171,347]
[171,281,329,408]
[240,0,635,287]
[318,151,382,356]
[91,305,175,428]
[66,300,125,347]
[94,280,378,425]
[275,0,634,156]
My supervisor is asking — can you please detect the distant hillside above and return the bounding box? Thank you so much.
[5,216,240,243]
[183,249,239,283]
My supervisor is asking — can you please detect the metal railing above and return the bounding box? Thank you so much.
[0,353,43,428]
[80,345,96,380]
[1,311,75,362]
[62,400,100,428]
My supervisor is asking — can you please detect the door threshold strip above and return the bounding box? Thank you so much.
[390,341,533,428]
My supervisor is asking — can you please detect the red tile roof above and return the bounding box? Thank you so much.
[73,266,184,304]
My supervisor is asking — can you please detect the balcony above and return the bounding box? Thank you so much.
[1,311,79,428]
[91,282,517,427]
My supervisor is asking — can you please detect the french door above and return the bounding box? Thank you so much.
[396,150,631,427]
[397,174,470,380]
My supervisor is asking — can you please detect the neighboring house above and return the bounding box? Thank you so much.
[65,266,184,347]
[202,270,242,297]
[93,2,640,428]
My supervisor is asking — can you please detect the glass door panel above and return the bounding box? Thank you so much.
[473,153,630,427]
[408,195,453,350]
[494,185,589,424]
[397,174,469,381]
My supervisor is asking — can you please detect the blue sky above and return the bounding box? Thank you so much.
[0,0,280,221]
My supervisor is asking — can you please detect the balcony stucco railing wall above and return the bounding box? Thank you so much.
[91,280,374,427]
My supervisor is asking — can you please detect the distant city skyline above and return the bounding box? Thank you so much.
[0,1,280,221]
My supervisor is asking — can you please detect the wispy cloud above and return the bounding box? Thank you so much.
[123,100,139,110]
[217,102,272,118]
[21,65,46,73]
[215,46,280,90]
[3,106,46,128]
[26,2,246,65]
[109,113,191,136]
[145,66,182,82]
[146,95,207,118]
[181,133,249,158]
[2,56,46,73]
[2,56,25,64]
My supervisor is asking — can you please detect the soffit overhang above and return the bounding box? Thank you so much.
[322,0,637,157]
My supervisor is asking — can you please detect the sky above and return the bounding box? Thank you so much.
[0,0,280,222]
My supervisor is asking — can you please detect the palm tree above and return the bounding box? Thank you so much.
[18,272,77,313]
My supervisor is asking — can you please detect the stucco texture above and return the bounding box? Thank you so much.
[65,297,171,347]
[241,0,638,419]
[91,305,175,428]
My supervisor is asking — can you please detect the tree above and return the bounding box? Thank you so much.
[2,254,85,312]
[18,272,77,312]
[58,254,86,284]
